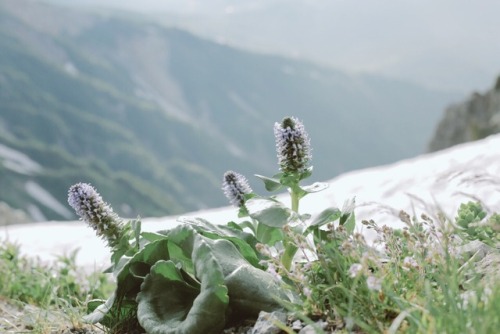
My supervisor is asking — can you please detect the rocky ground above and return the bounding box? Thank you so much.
[0,298,102,333]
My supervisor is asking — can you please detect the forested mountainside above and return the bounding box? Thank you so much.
[0,0,457,220]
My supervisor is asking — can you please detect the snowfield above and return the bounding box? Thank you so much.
[2,134,500,271]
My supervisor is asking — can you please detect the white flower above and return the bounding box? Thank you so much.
[266,263,282,282]
[366,275,382,292]
[402,256,419,270]
[274,117,311,174]
[222,171,252,208]
[348,263,363,278]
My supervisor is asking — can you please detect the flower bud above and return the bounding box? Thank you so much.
[222,171,252,208]
[274,117,311,174]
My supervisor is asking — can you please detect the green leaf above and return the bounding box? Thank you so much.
[308,207,342,229]
[256,223,285,246]
[339,198,356,233]
[129,262,151,279]
[229,220,255,234]
[344,210,356,234]
[279,172,301,188]
[83,295,137,328]
[180,217,262,268]
[299,166,313,181]
[137,234,229,334]
[246,198,292,228]
[93,238,172,325]
[255,174,284,192]
[301,182,329,194]
[141,231,167,243]
[136,260,213,334]
[206,238,291,317]
[83,297,114,324]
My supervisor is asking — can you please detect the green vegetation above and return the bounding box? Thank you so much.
[0,240,114,333]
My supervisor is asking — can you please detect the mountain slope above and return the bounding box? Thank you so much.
[0,0,457,220]
[428,76,500,152]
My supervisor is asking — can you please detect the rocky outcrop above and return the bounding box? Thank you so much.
[0,201,31,226]
[428,76,500,152]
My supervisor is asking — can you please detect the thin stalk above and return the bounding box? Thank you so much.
[282,186,301,271]
[291,187,300,213]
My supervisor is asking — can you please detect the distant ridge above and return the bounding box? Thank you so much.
[429,75,500,152]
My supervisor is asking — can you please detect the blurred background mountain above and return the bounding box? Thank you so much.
[1,0,498,222]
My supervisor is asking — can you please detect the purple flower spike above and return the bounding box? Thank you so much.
[68,182,122,248]
[274,116,311,174]
[222,171,252,208]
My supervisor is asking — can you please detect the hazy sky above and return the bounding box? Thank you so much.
[44,0,500,94]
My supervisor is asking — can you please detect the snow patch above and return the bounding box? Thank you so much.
[0,143,42,175]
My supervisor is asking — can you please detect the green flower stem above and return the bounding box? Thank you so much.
[282,186,300,271]
[291,187,300,213]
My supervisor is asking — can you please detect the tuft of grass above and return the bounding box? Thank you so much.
[0,240,114,333]
[285,205,500,333]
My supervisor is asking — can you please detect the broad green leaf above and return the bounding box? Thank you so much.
[129,261,151,279]
[104,239,171,322]
[181,217,263,267]
[228,220,255,233]
[344,211,356,233]
[246,198,292,228]
[206,238,290,317]
[256,223,285,246]
[310,208,342,227]
[136,260,209,334]
[141,231,167,243]
[339,198,356,233]
[255,174,284,192]
[301,182,329,194]
[167,241,194,274]
[137,234,228,334]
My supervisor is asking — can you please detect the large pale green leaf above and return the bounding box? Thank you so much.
[180,217,262,267]
[88,238,171,325]
[246,198,292,228]
[137,236,228,334]
[206,238,290,317]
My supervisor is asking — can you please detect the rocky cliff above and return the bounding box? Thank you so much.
[428,76,500,152]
